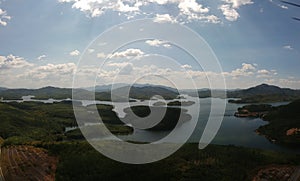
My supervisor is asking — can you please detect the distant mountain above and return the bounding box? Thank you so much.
[111,85,179,100]
[1,83,299,103]
[0,86,73,100]
[0,87,7,92]
[228,84,300,103]
[235,84,295,96]
[0,84,179,101]
[85,83,177,93]
[85,83,129,92]
[182,83,300,103]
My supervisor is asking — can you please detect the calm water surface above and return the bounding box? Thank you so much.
[3,95,297,152]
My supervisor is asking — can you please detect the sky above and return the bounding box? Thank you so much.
[0,0,300,89]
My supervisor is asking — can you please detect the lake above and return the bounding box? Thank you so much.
[3,95,296,153]
[116,97,294,152]
[77,96,295,152]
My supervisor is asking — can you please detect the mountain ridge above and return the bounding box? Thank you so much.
[1,83,300,103]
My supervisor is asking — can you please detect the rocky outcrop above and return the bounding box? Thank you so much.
[286,128,300,136]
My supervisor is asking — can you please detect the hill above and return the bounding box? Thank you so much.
[86,83,178,93]
[0,87,7,92]
[0,86,73,100]
[257,99,300,146]
[227,84,300,103]
[0,101,132,144]
[184,83,300,102]
[111,85,178,100]
[0,85,179,101]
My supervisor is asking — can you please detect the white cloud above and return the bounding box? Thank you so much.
[153,14,177,23]
[1,53,298,89]
[279,5,288,9]
[223,0,254,8]
[175,0,221,23]
[69,50,80,56]
[88,49,95,53]
[119,63,134,75]
[181,64,192,69]
[258,69,270,74]
[109,48,145,59]
[0,54,78,88]
[58,0,142,18]
[97,53,107,59]
[220,0,253,21]
[257,69,273,78]
[145,39,171,48]
[58,0,253,23]
[0,54,33,69]
[259,8,264,13]
[200,15,221,24]
[223,63,256,77]
[107,62,131,67]
[22,63,76,80]
[37,55,47,61]
[219,4,239,21]
[0,8,11,26]
[283,45,293,50]
[178,0,209,16]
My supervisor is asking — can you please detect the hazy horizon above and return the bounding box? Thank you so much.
[1,82,299,90]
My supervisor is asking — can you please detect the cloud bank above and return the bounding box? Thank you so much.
[58,0,254,23]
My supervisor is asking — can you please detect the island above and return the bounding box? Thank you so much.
[167,101,195,107]
[153,101,195,107]
[234,104,273,118]
[235,100,300,147]
[122,105,192,131]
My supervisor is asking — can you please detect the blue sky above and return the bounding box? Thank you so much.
[0,0,299,89]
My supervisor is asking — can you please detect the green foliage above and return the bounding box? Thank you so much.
[0,86,179,101]
[36,142,300,181]
[237,104,273,113]
[257,100,300,146]
[228,94,299,104]
[65,124,133,140]
[86,104,124,124]
[2,136,33,146]
[167,101,195,107]
[123,106,192,131]
[0,101,134,143]
[0,101,77,142]
[0,136,4,145]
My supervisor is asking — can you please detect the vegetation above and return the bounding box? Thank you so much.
[65,124,133,140]
[0,101,131,144]
[228,84,300,103]
[228,94,296,104]
[0,85,179,101]
[167,101,195,107]
[234,104,274,117]
[0,88,300,180]
[123,106,191,131]
[0,137,4,144]
[33,141,300,181]
[0,101,76,142]
[257,99,300,146]
[234,99,300,147]
[183,84,300,103]
[237,104,273,113]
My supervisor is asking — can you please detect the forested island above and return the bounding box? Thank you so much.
[235,100,300,147]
